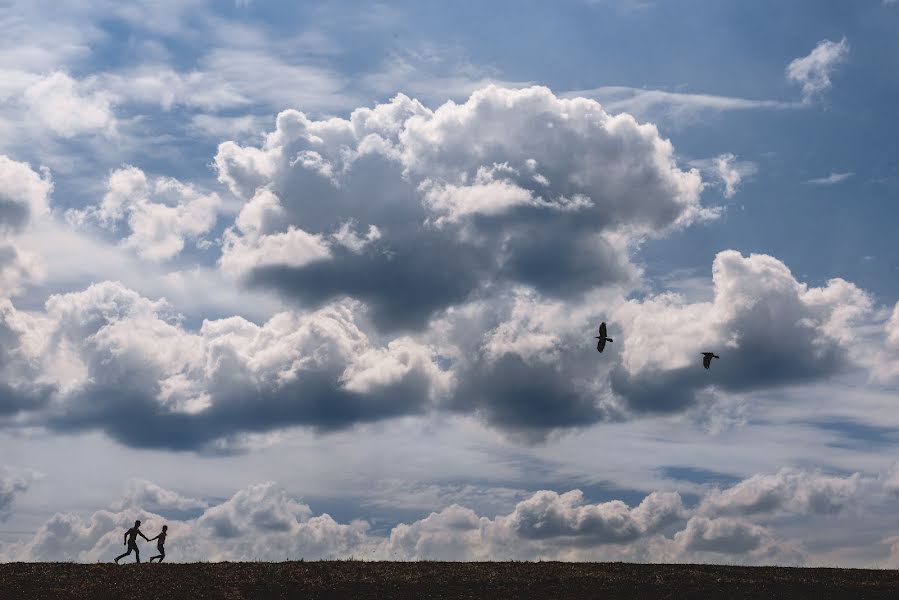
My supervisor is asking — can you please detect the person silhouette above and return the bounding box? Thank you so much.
[114,520,150,564]
[148,525,167,563]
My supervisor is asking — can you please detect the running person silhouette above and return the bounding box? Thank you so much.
[114,520,150,563]
[148,525,167,563]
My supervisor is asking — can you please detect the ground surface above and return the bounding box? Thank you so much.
[3,561,899,599]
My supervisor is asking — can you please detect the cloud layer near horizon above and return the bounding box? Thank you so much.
[6,463,892,565]
[0,472,801,563]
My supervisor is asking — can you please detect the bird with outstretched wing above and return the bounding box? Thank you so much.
[595,322,613,353]
[701,352,720,369]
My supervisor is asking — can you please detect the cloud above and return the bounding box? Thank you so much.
[22,72,116,138]
[0,244,885,448]
[215,85,707,331]
[665,516,802,564]
[804,172,853,185]
[786,38,850,103]
[0,281,447,450]
[871,301,899,381]
[698,469,866,517]
[67,166,222,262]
[567,87,793,127]
[99,49,351,113]
[496,489,684,543]
[0,467,36,520]
[0,244,45,296]
[115,479,208,512]
[3,474,820,564]
[690,153,758,199]
[0,156,52,234]
[360,45,533,106]
[0,156,50,295]
[610,250,872,414]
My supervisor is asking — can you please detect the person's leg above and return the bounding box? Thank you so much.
[115,545,133,563]
[134,546,141,563]
[157,549,164,563]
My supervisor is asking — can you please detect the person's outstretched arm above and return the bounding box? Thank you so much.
[139,530,151,541]
[148,534,159,541]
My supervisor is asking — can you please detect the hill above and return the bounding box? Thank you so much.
[2,561,899,599]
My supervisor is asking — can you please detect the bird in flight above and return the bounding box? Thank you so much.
[701,352,720,369]
[595,322,613,353]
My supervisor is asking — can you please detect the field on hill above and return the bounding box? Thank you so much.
[3,561,899,599]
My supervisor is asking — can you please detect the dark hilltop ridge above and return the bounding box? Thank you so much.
[3,561,899,599]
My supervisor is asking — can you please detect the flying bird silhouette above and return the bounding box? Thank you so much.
[701,352,719,369]
[595,322,613,353]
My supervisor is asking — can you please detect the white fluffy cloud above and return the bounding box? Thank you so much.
[0,244,45,297]
[871,301,899,381]
[214,83,706,241]
[0,280,448,448]
[0,156,52,295]
[0,471,837,564]
[22,72,116,138]
[0,155,52,234]
[12,463,899,564]
[116,479,208,512]
[611,250,872,412]
[698,469,866,518]
[786,38,850,103]
[68,166,221,261]
[661,516,804,565]
[213,85,707,332]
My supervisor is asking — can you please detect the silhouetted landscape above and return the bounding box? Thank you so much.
[4,561,899,599]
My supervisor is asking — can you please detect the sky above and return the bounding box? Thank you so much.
[1,0,899,566]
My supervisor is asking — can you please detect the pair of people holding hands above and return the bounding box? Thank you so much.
[114,520,167,563]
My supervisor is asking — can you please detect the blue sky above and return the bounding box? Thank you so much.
[1,0,899,566]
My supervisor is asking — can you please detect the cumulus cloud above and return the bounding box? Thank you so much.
[3,474,824,564]
[871,301,899,381]
[610,250,872,414]
[0,243,45,296]
[0,281,447,450]
[661,516,804,565]
[68,166,221,262]
[0,156,51,295]
[698,469,866,518]
[786,38,849,103]
[1,247,883,447]
[0,155,52,234]
[22,72,116,138]
[116,479,208,512]
[215,85,706,330]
